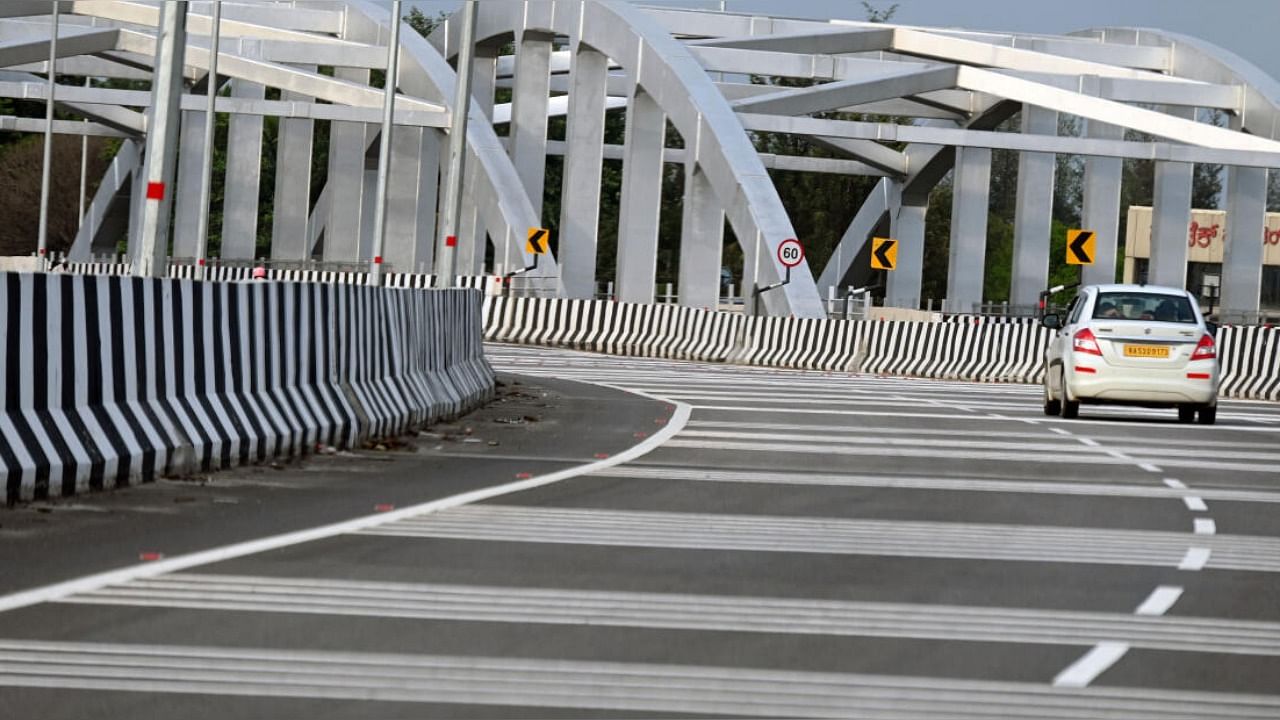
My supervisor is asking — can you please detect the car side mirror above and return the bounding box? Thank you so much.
[1041,314,1061,330]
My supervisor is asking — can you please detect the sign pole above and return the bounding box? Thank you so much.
[435,0,477,289]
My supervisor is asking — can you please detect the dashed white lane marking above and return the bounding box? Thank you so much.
[1164,478,1188,489]
[1134,586,1184,616]
[1079,438,1100,447]
[1179,547,1213,571]
[1138,463,1163,473]
[1195,518,1218,536]
[1052,641,1131,688]
[1184,496,1209,512]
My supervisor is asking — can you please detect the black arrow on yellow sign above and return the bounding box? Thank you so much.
[526,227,549,255]
[1066,229,1095,265]
[871,237,897,271]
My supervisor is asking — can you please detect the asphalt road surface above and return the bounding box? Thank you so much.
[3,343,1280,718]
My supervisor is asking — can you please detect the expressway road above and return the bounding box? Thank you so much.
[3,343,1280,718]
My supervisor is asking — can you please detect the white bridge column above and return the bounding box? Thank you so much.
[615,88,666,304]
[558,44,608,298]
[220,79,265,259]
[1221,165,1267,320]
[383,127,439,273]
[323,68,370,262]
[172,108,207,257]
[457,48,498,271]
[1148,105,1196,288]
[885,186,926,309]
[1081,119,1124,286]
[946,146,992,313]
[271,82,315,261]
[509,31,552,217]
[1010,106,1057,306]
[678,158,724,309]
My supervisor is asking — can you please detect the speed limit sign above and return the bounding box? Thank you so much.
[777,238,804,268]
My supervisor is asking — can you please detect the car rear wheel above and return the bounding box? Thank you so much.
[1058,370,1079,419]
[1198,405,1217,425]
[1177,406,1196,423]
[1043,380,1060,416]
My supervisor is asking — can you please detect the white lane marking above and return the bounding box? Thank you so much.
[1194,518,1218,536]
[1179,547,1212,571]
[1163,479,1187,489]
[1049,428,1073,436]
[1138,463,1162,473]
[1052,641,1131,688]
[1079,438,1100,447]
[1134,586,1184,616]
[1183,496,1209,512]
[0,394,693,616]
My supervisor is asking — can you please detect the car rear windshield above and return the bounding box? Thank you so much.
[1092,292,1198,323]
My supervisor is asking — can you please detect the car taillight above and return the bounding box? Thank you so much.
[1191,333,1216,361]
[1072,328,1103,356]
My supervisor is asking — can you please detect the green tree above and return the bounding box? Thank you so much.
[861,2,899,22]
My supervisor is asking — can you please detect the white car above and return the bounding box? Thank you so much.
[1041,284,1220,424]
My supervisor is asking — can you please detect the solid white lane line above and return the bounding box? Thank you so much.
[0,393,693,616]
[1051,641,1131,688]
[1164,479,1188,489]
[1184,496,1209,512]
[1195,518,1218,536]
[1134,586,1184,617]
[1179,547,1212,571]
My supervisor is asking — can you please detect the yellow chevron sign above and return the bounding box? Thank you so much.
[1066,229,1095,265]
[526,227,550,255]
[871,237,898,271]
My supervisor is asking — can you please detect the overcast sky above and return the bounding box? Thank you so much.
[407,0,1280,81]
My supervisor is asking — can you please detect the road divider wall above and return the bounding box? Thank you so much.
[481,297,1280,401]
[1,272,493,503]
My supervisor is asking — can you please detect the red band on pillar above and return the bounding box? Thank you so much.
[373,256,383,264]
[197,258,205,267]
[445,235,457,247]
[146,182,165,201]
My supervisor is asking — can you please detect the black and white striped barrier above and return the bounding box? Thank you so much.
[0,272,493,503]
[480,298,1278,400]
[1218,324,1280,402]
[483,296,739,362]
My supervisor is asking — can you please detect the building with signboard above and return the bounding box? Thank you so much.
[1124,206,1280,319]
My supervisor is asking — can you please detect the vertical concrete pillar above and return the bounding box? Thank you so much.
[615,88,665,304]
[220,79,265,259]
[383,127,438,273]
[454,162,484,274]
[509,32,553,215]
[1149,106,1195,288]
[413,130,442,274]
[1010,106,1057,305]
[1081,120,1124,286]
[458,49,498,264]
[1221,165,1267,319]
[678,160,725,308]
[270,87,315,261]
[324,68,370,262]
[946,146,992,313]
[172,109,206,257]
[558,44,608,299]
[886,194,927,309]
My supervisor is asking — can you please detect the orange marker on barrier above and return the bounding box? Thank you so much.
[139,552,164,562]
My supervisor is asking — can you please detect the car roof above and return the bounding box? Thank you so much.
[1085,283,1190,297]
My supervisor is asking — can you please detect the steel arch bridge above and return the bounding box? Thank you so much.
[2,1,1279,319]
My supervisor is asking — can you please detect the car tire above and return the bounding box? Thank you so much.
[1043,380,1060,416]
[1198,405,1217,425]
[1178,406,1196,423]
[1058,370,1079,419]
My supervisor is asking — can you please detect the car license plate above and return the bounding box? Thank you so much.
[1124,344,1169,358]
